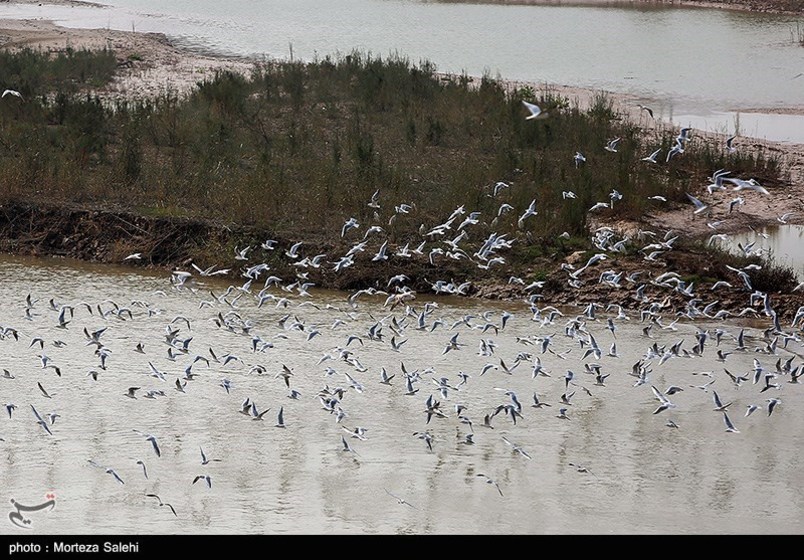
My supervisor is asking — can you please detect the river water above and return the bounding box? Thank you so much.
[2,0,804,535]
[1,255,802,534]
[2,0,804,141]
[721,224,804,281]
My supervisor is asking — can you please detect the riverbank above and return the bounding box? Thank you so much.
[0,17,802,321]
[2,200,801,319]
[438,0,804,14]
[10,0,804,15]
[0,18,255,102]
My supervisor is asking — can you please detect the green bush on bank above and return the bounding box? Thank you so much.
[0,48,781,257]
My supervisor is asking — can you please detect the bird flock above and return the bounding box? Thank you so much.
[1,98,803,532]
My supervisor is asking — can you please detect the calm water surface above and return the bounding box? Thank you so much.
[0,255,802,534]
[722,224,804,281]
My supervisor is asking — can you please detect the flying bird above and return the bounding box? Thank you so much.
[604,138,621,153]
[522,100,547,120]
[2,89,23,100]
[146,494,177,517]
[192,475,212,488]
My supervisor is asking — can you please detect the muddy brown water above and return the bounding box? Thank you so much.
[0,254,802,534]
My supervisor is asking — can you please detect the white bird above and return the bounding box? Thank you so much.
[725,135,737,154]
[341,435,359,454]
[233,246,251,261]
[706,169,731,194]
[712,391,732,412]
[666,140,685,162]
[367,189,381,209]
[2,89,22,100]
[589,202,610,212]
[192,474,212,488]
[371,241,389,262]
[729,196,745,213]
[522,100,547,120]
[133,430,162,457]
[384,488,416,508]
[30,405,52,435]
[285,242,303,259]
[723,412,740,433]
[517,199,538,228]
[501,436,532,459]
[604,138,621,153]
[650,385,676,415]
[275,406,286,428]
[641,148,661,163]
[476,473,504,497]
[777,212,794,224]
[727,177,769,195]
[200,446,221,465]
[686,193,709,215]
[341,217,360,237]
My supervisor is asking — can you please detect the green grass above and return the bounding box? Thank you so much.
[0,47,117,96]
[0,48,783,266]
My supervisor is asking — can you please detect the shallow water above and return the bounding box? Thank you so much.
[668,111,804,145]
[2,0,804,133]
[721,224,804,281]
[0,255,802,534]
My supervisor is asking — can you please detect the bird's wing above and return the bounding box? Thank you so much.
[30,404,44,423]
[686,193,706,209]
[651,385,668,404]
[522,100,541,116]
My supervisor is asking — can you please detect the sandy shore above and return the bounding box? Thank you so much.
[11,0,804,12]
[0,18,255,102]
[430,0,803,14]
[0,15,802,239]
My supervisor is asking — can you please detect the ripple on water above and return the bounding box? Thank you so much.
[0,254,802,533]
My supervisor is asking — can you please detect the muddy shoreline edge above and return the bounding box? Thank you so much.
[1,201,801,321]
